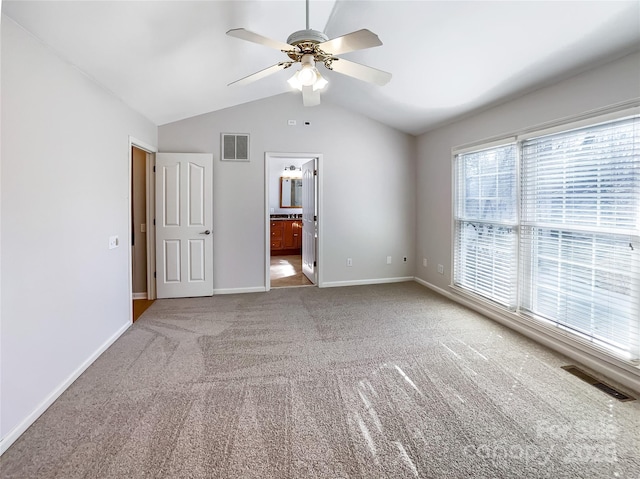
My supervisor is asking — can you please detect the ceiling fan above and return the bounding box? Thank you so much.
[226,0,391,107]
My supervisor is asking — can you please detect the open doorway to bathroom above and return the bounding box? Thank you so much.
[265,153,320,289]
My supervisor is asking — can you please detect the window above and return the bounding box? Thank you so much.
[453,143,518,308]
[453,113,640,361]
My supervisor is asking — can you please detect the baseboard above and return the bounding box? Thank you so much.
[0,321,131,456]
[213,286,267,295]
[413,277,640,395]
[414,277,452,298]
[132,292,147,300]
[322,277,414,288]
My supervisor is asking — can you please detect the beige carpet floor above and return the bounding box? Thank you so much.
[1,282,639,478]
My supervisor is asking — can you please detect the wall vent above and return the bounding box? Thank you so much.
[561,365,635,402]
[221,133,249,161]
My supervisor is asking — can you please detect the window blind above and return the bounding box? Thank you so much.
[455,222,518,307]
[521,118,639,232]
[520,116,640,359]
[454,144,518,308]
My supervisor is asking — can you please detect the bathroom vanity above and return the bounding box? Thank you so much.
[270,218,302,254]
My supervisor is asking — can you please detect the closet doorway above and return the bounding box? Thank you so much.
[129,139,157,321]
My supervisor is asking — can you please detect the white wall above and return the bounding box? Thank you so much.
[0,17,157,450]
[159,93,416,290]
[416,51,640,290]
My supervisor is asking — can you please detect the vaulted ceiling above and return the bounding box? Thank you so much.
[3,1,639,135]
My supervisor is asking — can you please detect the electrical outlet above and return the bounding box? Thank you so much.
[438,264,444,274]
[288,119,296,126]
[347,258,353,267]
[403,256,407,263]
[386,256,392,264]
[423,257,428,267]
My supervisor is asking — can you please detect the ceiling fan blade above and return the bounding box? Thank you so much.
[226,28,294,52]
[318,29,382,55]
[302,86,321,107]
[329,58,392,86]
[228,62,293,86]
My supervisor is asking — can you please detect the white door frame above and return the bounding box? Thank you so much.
[128,137,158,317]
[264,152,323,291]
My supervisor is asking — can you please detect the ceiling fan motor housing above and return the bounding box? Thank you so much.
[287,29,329,46]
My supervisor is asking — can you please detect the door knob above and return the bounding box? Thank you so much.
[200,230,211,235]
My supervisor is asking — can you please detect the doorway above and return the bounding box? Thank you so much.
[265,153,322,290]
[129,138,157,322]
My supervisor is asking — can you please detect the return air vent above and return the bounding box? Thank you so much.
[221,133,249,161]
[561,365,635,402]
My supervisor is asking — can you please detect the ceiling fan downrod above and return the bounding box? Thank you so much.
[306,0,310,30]
[286,0,329,48]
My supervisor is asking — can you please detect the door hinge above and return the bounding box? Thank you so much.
[314,261,317,267]
[153,218,156,226]
[153,165,156,173]
[154,271,156,279]
[314,170,318,176]
[314,215,317,221]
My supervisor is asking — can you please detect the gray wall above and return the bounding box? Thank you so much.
[159,93,416,290]
[415,51,640,291]
[1,16,157,448]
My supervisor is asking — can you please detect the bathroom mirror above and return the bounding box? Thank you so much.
[280,177,302,208]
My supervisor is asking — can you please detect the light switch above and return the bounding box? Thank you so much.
[108,235,119,249]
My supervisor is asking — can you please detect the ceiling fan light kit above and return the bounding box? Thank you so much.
[226,0,391,107]
[287,54,328,92]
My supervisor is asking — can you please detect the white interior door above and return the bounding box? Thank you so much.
[302,159,316,284]
[155,153,213,298]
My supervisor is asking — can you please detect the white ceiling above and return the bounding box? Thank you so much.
[3,1,639,135]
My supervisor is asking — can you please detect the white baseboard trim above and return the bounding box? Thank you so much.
[132,292,147,300]
[413,277,640,395]
[0,321,132,456]
[414,277,451,298]
[213,286,267,295]
[322,277,414,288]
